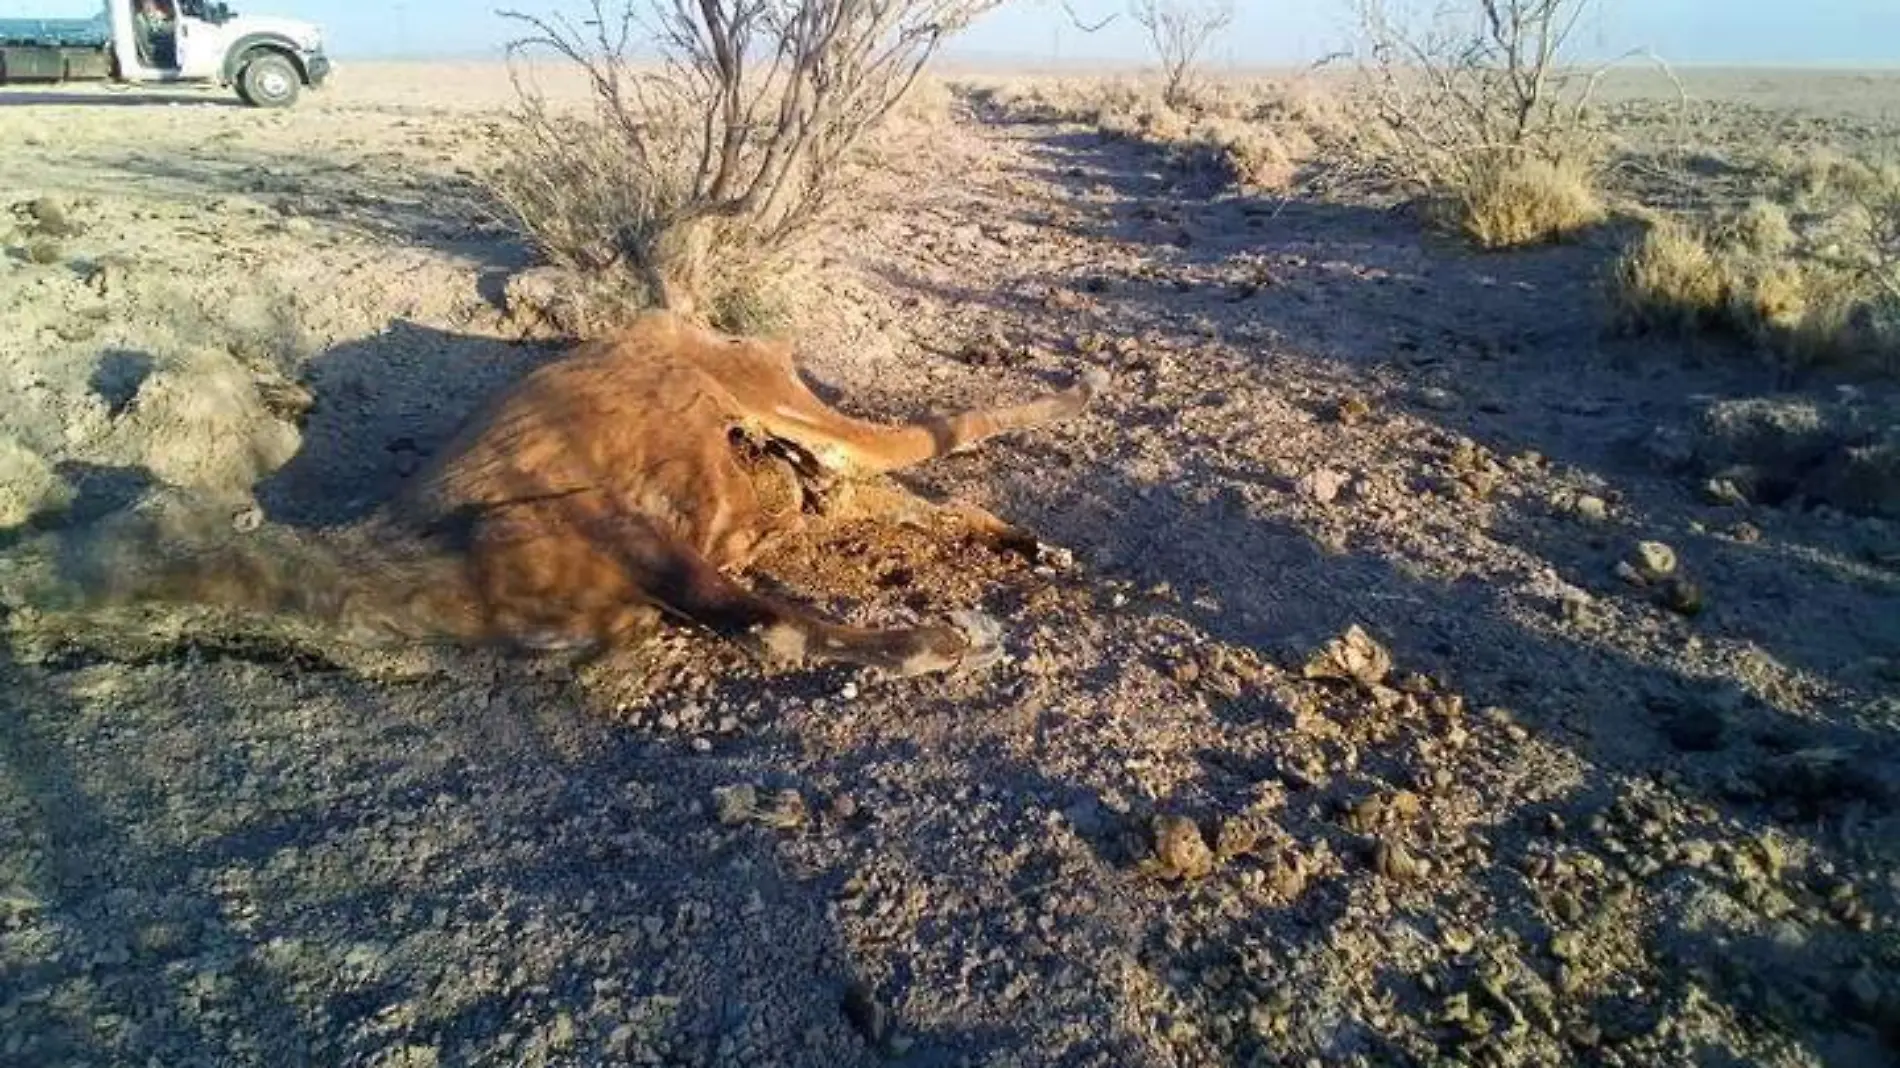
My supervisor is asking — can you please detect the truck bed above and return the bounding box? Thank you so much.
[0,16,110,49]
[0,16,111,83]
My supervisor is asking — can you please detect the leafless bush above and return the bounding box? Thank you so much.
[1130,0,1235,108]
[490,0,1001,329]
[1344,0,1658,246]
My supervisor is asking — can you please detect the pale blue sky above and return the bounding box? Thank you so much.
[66,0,1900,66]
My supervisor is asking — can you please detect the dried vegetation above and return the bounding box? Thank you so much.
[487,0,998,333]
[1611,154,1900,374]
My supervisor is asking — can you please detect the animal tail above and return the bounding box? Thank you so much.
[0,491,488,648]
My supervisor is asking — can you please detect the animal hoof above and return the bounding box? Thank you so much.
[948,609,1005,673]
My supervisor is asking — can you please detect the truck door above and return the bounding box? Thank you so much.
[171,3,221,77]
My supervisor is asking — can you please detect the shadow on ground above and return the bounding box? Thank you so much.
[1,114,1897,1066]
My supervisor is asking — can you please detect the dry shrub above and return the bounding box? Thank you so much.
[489,0,1000,334]
[1344,0,1645,248]
[1610,158,1900,375]
[1128,0,1235,108]
[1608,217,1726,335]
[893,75,958,128]
[974,75,1325,192]
[1452,154,1604,249]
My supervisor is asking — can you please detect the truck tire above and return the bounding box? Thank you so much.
[237,51,299,108]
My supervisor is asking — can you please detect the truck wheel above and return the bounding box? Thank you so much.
[238,52,300,108]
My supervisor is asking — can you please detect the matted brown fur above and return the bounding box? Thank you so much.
[15,312,1107,678]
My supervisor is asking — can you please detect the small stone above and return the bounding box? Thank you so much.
[1373,838,1425,881]
[1631,541,1677,580]
[829,794,859,821]
[1549,931,1583,961]
[1298,468,1350,504]
[1151,815,1216,880]
[1573,495,1609,523]
[1703,478,1748,506]
[1417,386,1461,411]
[1550,891,1584,923]
[1302,625,1392,689]
[547,1012,577,1050]
[1659,578,1704,616]
[1335,396,1372,427]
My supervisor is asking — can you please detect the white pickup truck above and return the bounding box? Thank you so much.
[0,0,329,107]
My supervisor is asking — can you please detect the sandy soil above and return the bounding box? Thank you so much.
[1,64,1897,1067]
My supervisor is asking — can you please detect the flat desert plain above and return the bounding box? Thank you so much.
[0,61,1897,1067]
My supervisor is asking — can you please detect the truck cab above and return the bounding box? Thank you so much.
[0,0,329,107]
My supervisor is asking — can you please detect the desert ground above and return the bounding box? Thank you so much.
[1,60,1897,1067]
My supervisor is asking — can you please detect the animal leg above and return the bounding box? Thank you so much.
[492,496,1002,677]
[753,367,1110,476]
[818,479,1054,562]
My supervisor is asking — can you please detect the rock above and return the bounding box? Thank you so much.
[1807,428,1900,520]
[1151,815,1215,880]
[1416,386,1461,411]
[546,1012,577,1050]
[1373,838,1425,881]
[1549,931,1583,960]
[1631,541,1677,581]
[1627,424,1695,474]
[1755,747,1881,810]
[1303,625,1393,689]
[1658,578,1704,616]
[1695,396,1845,473]
[0,435,72,529]
[1573,495,1609,523]
[1298,468,1349,504]
[1336,396,1372,426]
[1702,477,1749,506]
[22,196,81,237]
[84,253,134,296]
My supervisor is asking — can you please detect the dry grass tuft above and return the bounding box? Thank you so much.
[974,75,1326,193]
[1607,217,1727,335]
[1609,155,1900,375]
[1452,154,1605,249]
